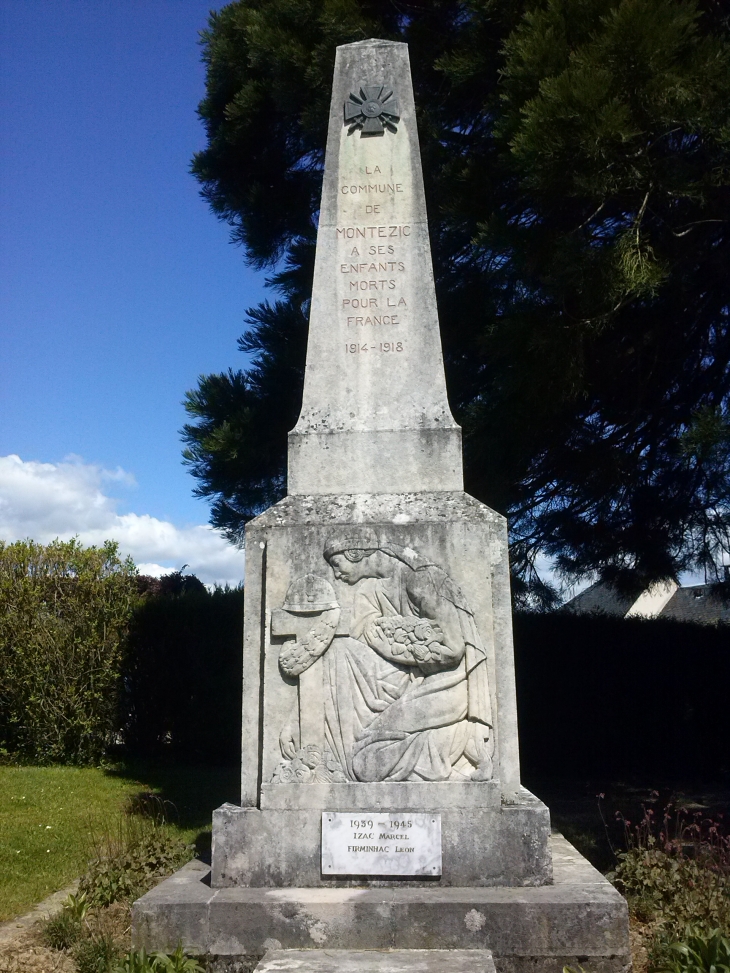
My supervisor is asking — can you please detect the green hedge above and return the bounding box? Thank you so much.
[513,610,729,780]
[3,536,725,779]
[122,598,728,776]
[0,539,137,764]
[0,542,243,766]
[119,582,243,764]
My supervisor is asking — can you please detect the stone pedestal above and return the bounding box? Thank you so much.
[211,789,551,889]
[219,491,551,893]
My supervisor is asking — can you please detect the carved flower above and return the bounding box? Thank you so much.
[344,84,400,137]
[313,749,348,783]
[296,744,322,769]
[271,761,295,783]
[290,757,313,783]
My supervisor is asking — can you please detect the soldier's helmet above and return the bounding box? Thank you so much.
[282,574,338,613]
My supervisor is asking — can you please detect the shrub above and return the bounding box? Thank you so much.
[611,803,729,930]
[74,933,122,973]
[0,539,137,764]
[609,802,730,970]
[113,946,205,973]
[63,890,90,922]
[614,850,729,932]
[513,611,730,779]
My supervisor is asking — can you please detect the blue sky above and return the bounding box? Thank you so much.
[1,1,266,583]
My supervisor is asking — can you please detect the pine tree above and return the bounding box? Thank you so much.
[183,0,730,599]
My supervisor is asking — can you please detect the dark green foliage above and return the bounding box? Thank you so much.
[120,585,243,763]
[616,853,730,934]
[183,0,730,593]
[513,611,729,778]
[0,539,138,764]
[0,542,242,767]
[80,828,190,908]
[609,803,730,971]
[489,0,730,595]
[183,299,309,529]
[112,946,205,973]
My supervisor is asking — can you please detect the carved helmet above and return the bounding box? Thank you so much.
[282,574,338,613]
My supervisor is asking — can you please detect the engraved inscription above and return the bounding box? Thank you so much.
[341,183,403,194]
[343,299,407,309]
[337,76,412,358]
[340,262,405,273]
[336,226,410,351]
[322,812,442,876]
[336,225,411,239]
[349,280,396,291]
[346,342,403,352]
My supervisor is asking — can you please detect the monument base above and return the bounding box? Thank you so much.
[211,789,551,888]
[132,835,630,973]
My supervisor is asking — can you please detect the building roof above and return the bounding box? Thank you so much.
[566,580,730,626]
[661,585,730,625]
[566,581,635,617]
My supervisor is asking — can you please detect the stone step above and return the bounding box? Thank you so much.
[255,949,496,972]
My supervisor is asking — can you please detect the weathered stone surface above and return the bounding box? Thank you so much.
[132,835,630,973]
[211,793,551,888]
[250,493,505,527]
[131,859,212,956]
[288,41,462,496]
[260,780,500,811]
[254,949,497,973]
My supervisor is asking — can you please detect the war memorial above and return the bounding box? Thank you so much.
[133,39,630,973]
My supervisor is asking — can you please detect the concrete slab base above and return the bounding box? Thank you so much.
[254,948,497,972]
[132,835,630,973]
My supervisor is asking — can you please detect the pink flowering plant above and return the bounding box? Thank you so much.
[607,794,729,971]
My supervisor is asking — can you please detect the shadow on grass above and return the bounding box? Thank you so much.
[102,760,240,863]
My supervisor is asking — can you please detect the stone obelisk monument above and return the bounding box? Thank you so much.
[288,40,462,497]
[134,40,629,973]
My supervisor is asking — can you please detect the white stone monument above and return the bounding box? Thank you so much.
[133,40,630,972]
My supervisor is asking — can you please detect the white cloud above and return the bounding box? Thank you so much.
[0,455,244,586]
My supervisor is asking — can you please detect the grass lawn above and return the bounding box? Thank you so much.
[0,763,238,923]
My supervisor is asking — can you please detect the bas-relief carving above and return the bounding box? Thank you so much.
[270,528,494,785]
[344,83,400,136]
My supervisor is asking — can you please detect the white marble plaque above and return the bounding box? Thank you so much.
[321,811,442,875]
